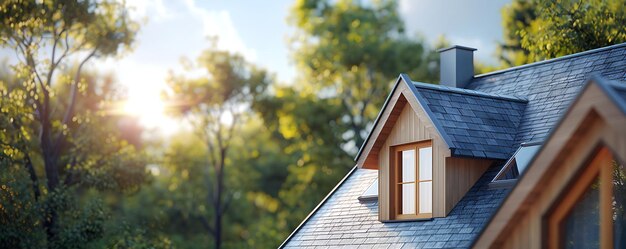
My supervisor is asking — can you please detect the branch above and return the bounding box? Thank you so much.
[204,125,218,169]
[45,27,71,90]
[223,108,240,149]
[53,28,72,66]
[53,48,97,152]
[198,215,216,236]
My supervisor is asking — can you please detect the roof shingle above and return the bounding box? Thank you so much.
[412,82,527,160]
[283,166,508,249]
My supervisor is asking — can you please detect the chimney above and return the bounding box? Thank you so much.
[437,45,476,88]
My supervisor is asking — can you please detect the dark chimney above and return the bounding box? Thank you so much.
[438,45,476,88]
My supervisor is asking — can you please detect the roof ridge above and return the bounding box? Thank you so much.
[412,81,528,103]
[475,42,626,78]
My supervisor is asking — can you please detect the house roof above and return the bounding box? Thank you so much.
[282,43,626,248]
[411,82,527,159]
[282,164,508,249]
[467,42,626,144]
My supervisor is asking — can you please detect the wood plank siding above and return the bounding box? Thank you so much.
[378,94,449,219]
[444,157,493,214]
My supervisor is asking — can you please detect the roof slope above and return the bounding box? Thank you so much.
[283,43,626,249]
[282,165,508,249]
[468,43,626,145]
[412,82,527,159]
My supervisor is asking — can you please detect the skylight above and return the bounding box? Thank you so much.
[491,142,542,187]
[358,178,378,201]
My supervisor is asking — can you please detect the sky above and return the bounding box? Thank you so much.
[2,0,512,134]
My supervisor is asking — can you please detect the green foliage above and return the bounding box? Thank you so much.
[0,65,154,248]
[163,45,274,248]
[0,1,149,247]
[0,0,137,57]
[498,0,537,67]
[253,86,351,226]
[0,162,46,248]
[500,0,626,65]
[289,0,439,148]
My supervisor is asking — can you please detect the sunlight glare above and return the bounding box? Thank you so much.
[123,89,179,135]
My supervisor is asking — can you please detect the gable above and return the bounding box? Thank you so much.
[376,102,451,219]
[356,74,450,169]
[356,74,528,169]
[473,77,626,248]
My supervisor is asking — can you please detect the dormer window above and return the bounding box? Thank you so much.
[354,75,521,221]
[358,178,378,202]
[391,141,432,220]
[490,142,542,188]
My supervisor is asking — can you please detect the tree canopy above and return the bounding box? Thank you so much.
[499,0,626,65]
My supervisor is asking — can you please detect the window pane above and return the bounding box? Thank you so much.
[419,147,432,181]
[614,161,626,249]
[514,144,540,174]
[402,183,415,214]
[419,181,432,214]
[402,150,415,182]
[563,177,600,249]
[361,178,378,197]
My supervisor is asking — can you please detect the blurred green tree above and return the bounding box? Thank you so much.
[0,65,152,248]
[289,0,439,150]
[0,1,146,247]
[500,0,626,65]
[497,0,537,67]
[165,45,272,249]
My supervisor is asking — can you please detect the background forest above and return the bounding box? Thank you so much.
[1,0,625,248]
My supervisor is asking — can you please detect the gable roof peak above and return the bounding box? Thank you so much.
[412,81,528,103]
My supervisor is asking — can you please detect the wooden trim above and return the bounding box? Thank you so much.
[546,147,614,249]
[390,140,433,220]
[380,218,433,223]
[599,149,613,249]
[546,147,602,248]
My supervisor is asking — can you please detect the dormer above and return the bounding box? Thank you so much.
[355,51,528,220]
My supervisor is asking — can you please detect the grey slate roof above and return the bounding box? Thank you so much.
[283,165,508,249]
[282,43,626,248]
[467,43,626,146]
[412,83,527,160]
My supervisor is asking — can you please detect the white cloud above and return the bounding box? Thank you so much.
[125,0,173,22]
[182,0,258,62]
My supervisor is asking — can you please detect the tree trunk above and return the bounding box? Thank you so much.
[40,115,60,246]
[214,162,223,249]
